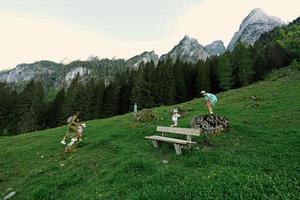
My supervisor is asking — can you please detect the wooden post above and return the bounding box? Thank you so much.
[186,135,192,141]
[174,144,182,155]
[186,135,192,149]
[152,140,159,148]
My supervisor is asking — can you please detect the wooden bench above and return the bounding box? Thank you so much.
[145,126,201,155]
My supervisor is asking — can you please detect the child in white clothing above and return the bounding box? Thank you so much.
[171,109,181,127]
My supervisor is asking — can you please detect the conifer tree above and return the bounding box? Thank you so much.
[102,80,120,117]
[217,52,232,91]
[174,58,187,103]
[45,89,65,128]
[16,80,45,133]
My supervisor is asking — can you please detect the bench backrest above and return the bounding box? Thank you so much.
[156,126,200,136]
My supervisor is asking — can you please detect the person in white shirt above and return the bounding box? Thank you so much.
[171,108,181,127]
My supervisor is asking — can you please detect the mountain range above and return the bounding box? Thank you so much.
[0,8,285,88]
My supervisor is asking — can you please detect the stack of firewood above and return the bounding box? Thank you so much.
[190,114,229,134]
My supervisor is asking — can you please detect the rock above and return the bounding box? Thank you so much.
[40,155,44,159]
[190,114,229,134]
[4,192,16,200]
[60,163,65,167]
[162,160,168,164]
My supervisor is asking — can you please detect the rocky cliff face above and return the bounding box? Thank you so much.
[205,40,226,55]
[0,61,61,84]
[127,50,159,68]
[160,35,211,63]
[227,8,284,51]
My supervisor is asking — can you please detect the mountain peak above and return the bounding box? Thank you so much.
[160,35,211,63]
[227,8,284,51]
[182,35,190,40]
[60,57,71,65]
[205,40,225,55]
[127,50,159,68]
[250,8,264,14]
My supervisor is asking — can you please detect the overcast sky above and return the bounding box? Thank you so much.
[0,0,299,69]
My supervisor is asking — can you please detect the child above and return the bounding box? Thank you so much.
[76,122,86,141]
[171,108,181,127]
[61,112,80,145]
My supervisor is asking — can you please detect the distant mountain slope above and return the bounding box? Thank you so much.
[160,35,211,63]
[127,50,159,68]
[205,40,226,55]
[227,8,284,51]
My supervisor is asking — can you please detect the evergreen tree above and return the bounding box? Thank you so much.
[61,73,86,121]
[174,58,187,103]
[217,52,232,91]
[207,56,221,93]
[45,89,65,128]
[16,80,45,133]
[131,61,156,108]
[102,80,120,117]
[0,83,17,135]
[230,42,254,87]
[157,58,175,105]
[93,78,105,118]
[196,60,210,94]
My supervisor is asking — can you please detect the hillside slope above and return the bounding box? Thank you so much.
[0,64,299,200]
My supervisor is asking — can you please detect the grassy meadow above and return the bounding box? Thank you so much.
[0,64,299,199]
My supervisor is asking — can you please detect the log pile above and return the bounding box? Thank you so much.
[190,114,229,135]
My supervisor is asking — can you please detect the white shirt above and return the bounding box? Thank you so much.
[172,113,180,121]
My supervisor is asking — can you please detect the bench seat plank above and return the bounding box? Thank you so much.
[145,135,196,145]
[156,126,200,136]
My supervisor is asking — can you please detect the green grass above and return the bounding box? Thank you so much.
[1,65,300,200]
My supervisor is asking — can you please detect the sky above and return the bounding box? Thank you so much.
[0,0,299,70]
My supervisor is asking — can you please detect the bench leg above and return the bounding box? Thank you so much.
[186,135,192,149]
[152,140,159,148]
[174,144,182,155]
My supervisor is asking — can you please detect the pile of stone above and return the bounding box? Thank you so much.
[190,114,229,134]
[135,109,161,122]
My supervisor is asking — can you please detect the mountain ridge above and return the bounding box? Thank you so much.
[227,8,285,51]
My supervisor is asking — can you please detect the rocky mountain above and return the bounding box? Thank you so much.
[0,61,63,88]
[0,50,160,89]
[0,59,127,89]
[127,50,159,68]
[160,35,211,63]
[204,40,226,55]
[227,8,284,51]
[60,57,71,65]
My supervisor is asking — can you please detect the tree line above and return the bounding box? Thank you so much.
[0,17,299,136]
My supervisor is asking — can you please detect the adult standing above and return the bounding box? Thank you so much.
[201,91,217,114]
